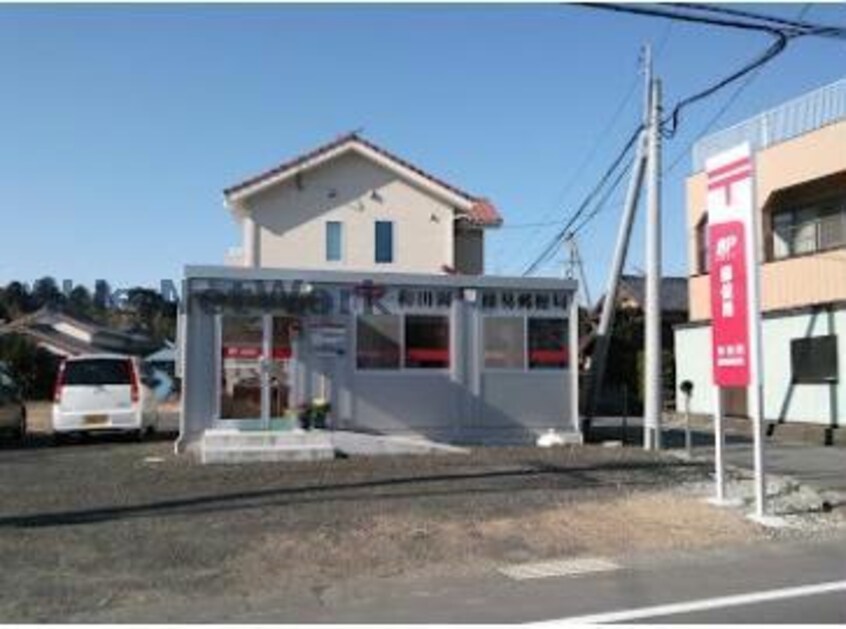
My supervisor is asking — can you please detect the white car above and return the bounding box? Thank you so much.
[52,354,160,440]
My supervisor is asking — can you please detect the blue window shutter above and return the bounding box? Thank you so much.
[375,221,393,263]
[326,221,342,261]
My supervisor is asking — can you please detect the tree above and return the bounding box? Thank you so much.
[2,281,33,318]
[31,276,65,310]
[0,334,60,400]
[66,285,95,321]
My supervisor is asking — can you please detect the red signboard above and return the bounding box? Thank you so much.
[708,221,750,386]
[706,146,757,387]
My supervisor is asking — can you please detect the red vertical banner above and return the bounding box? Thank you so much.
[709,221,750,386]
[706,146,756,388]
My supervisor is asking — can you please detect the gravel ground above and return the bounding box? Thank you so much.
[0,437,825,622]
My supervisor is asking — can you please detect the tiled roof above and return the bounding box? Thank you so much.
[618,275,689,313]
[223,132,503,227]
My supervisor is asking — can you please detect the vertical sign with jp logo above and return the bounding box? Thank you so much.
[706,144,758,387]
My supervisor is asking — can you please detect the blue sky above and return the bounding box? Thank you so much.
[1,3,844,299]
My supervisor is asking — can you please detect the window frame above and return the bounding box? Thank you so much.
[527,316,569,370]
[353,311,452,374]
[481,313,570,372]
[481,315,528,372]
[770,194,846,262]
[325,220,343,263]
[354,313,403,371]
[374,220,395,264]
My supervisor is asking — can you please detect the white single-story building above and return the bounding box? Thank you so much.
[176,266,580,454]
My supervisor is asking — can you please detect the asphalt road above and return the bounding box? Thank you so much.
[216,537,846,623]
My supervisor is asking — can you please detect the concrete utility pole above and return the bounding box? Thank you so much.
[587,44,650,422]
[643,74,663,451]
[566,236,592,308]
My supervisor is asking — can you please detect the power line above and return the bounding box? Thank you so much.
[668,3,845,39]
[570,160,633,237]
[520,3,841,276]
[498,26,673,274]
[663,4,815,176]
[578,3,845,137]
[521,124,643,276]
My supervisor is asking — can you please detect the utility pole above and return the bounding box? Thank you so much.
[643,73,663,451]
[566,235,592,308]
[586,44,650,423]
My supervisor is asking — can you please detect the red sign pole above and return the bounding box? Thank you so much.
[705,143,766,516]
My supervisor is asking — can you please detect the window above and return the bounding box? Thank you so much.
[356,314,400,369]
[791,335,838,384]
[528,318,568,369]
[405,315,449,369]
[695,215,709,274]
[772,196,846,260]
[483,317,525,369]
[326,221,342,262]
[63,359,133,386]
[375,221,394,263]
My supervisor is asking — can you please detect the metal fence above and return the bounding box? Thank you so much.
[692,78,846,172]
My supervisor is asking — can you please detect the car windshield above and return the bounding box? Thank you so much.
[63,359,132,386]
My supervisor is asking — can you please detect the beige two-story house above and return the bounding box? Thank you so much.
[222,133,502,274]
[675,78,846,427]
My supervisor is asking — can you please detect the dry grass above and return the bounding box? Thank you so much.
[229,488,763,593]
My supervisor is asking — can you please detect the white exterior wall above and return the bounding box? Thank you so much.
[675,307,845,425]
[242,152,457,274]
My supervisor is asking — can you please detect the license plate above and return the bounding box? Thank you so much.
[83,414,108,426]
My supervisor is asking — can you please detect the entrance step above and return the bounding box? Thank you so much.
[331,431,468,456]
[200,429,335,464]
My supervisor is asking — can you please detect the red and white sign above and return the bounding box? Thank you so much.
[706,144,759,387]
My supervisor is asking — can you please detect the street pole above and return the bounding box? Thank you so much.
[713,385,726,502]
[587,44,650,422]
[684,392,692,459]
[643,76,663,451]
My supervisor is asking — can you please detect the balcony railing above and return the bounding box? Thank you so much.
[692,77,846,172]
[773,211,846,260]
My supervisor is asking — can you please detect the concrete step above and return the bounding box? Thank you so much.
[331,431,468,456]
[201,429,328,449]
[201,444,335,464]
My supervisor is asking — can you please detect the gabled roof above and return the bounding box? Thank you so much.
[223,132,503,227]
[617,275,689,313]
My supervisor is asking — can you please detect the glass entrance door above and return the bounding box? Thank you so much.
[269,316,296,418]
[219,315,264,421]
[218,314,298,427]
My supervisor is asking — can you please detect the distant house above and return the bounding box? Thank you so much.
[222,132,502,274]
[0,308,161,358]
[594,274,689,320]
[587,275,689,413]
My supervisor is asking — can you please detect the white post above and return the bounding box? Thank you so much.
[643,76,663,451]
[748,155,767,520]
[713,385,726,503]
[569,292,581,436]
[684,392,692,459]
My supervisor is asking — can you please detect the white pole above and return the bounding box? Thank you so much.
[713,385,726,502]
[569,292,581,436]
[684,392,692,459]
[643,76,663,451]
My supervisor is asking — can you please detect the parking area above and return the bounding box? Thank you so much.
[0,428,774,623]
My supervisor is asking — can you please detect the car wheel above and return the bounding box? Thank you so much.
[52,432,67,446]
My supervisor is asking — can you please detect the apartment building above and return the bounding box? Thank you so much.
[675,78,846,426]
